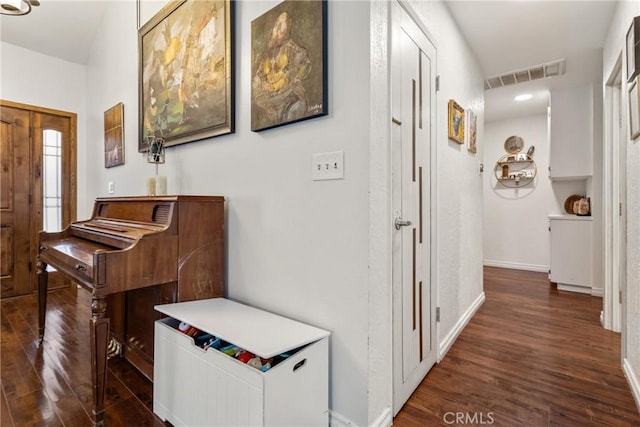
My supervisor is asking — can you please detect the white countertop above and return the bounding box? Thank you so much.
[548,214,592,221]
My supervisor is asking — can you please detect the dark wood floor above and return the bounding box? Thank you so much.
[2,267,639,426]
[1,284,163,427]
[395,267,640,426]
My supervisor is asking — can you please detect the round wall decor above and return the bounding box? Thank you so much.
[504,135,524,153]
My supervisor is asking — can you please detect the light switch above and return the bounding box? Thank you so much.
[108,181,115,194]
[312,151,344,181]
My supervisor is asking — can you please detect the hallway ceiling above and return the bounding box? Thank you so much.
[445,0,618,122]
[0,1,619,123]
[0,0,108,65]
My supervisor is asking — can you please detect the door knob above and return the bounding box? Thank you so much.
[394,217,412,230]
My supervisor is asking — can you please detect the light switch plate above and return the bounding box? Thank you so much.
[312,151,344,181]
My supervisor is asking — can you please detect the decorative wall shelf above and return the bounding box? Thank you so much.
[494,153,537,188]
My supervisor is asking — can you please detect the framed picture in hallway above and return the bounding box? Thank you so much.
[629,78,640,140]
[250,0,328,132]
[467,109,477,153]
[626,16,640,83]
[104,103,125,168]
[138,0,235,151]
[448,99,465,144]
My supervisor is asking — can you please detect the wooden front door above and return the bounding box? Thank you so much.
[1,107,32,298]
[0,102,77,299]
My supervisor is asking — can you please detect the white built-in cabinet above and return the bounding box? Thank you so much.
[549,215,593,293]
[548,85,594,180]
[153,298,330,427]
[547,83,597,295]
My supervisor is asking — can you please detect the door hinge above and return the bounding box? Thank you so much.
[28,194,32,205]
[548,226,551,232]
[620,202,623,217]
[436,307,440,322]
[435,75,440,92]
[28,261,32,272]
[620,290,623,303]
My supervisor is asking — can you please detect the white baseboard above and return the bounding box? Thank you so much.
[329,407,392,427]
[557,283,592,294]
[438,292,485,361]
[483,260,548,273]
[330,410,358,427]
[370,407,392,427]
[591,287,604,297]
[623,358,640,413]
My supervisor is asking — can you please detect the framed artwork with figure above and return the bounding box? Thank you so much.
[448,99,465,144]
[251,0,327,132]
[104,103,125,168]
[138,0,234,151]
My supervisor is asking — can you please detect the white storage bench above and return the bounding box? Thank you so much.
[153,298,330,427]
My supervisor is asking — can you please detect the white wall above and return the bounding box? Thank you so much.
[0,42,89,218]
[368,1,393,424]
[483,114,552,272]
[603,0,640,410]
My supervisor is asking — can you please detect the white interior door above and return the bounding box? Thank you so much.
[391,2,437,415]
[617,77,627,342]
[604,61,624,335]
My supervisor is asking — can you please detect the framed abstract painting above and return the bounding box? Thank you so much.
[138,0,234,150]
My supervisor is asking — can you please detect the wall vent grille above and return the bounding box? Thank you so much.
[484,59,566,90]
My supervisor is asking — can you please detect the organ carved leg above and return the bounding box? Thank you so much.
[36,260,48,343]
[90,295,109,427]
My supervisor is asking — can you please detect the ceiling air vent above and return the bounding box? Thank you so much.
[484,59,566,90]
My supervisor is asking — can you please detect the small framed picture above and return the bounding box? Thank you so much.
[467,109,477,153]
[104,103,124,168]
[448,99,464,144]
[629,77,640,140]
[627,17,640,83]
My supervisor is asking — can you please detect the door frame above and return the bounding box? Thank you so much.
[602,56,625,336]
[0,100,77,295]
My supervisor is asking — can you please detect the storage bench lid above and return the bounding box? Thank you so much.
[155,298,330,358]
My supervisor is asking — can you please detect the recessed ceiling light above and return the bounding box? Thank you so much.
[514,94,533,102]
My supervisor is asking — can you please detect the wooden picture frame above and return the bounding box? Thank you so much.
[467,109,477,153]
[104,103,124,168]
[448,99,465,144]
[138,0,234,151]
[250,0,328,132]
[627,17,640,83]
[629,78,640,140]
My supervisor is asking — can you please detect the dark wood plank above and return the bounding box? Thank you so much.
[1,382,15,427]
[394,267,640,426]
[5,388,62,427]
